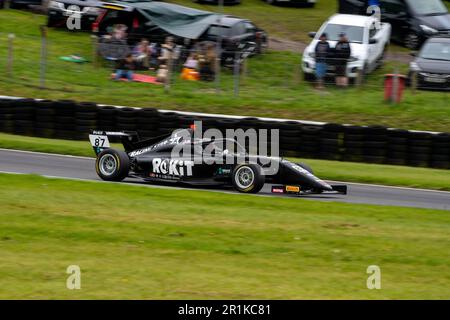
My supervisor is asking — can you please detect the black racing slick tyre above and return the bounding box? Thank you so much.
[232,164,265,194]
[95,149,130,182]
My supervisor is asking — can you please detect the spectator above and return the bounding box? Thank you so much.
[114,53,134,82]
[334,32,351,87]
[314,33,331,89]
[112,24,128,41]
[181,53,200,81]
[158,36,175,66]
[133,39,151,69]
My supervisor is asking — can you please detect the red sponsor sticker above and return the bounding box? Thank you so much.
[272,187,285,194]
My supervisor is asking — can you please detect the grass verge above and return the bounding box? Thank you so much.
[0,9,449,131]
[1,132,449,191]
[0,173,449,299]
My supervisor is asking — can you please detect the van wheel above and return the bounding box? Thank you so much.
[232,164,265,194]
[95,149,130,181]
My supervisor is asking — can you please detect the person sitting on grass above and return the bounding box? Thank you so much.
[114,53,134,82]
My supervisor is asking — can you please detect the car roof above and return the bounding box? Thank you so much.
[211,16,247,27]
[328,14,373,27]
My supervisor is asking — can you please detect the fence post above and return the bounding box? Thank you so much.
[165,50,173,93]
[4,0,10,9]
[391,69,399,103]
[411,71,417,95]
[91,35,99,68]
[7,33,14,78]
[39,25,48,89]
[233,51,240,97]
[355,68,363,87]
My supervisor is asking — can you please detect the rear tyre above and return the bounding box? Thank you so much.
[95,149,130,182]
[232,164,265,194]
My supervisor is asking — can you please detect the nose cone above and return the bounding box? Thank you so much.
[318,180,333,191]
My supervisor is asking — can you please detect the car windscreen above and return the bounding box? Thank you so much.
[405,0,448,16]
[321,24,364,44]
[420,42,450,61]
[207,26,231,38]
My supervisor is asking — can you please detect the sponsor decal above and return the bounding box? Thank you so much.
[285,185,300,193]
[129,136,183,157]
[271,186,285,194]
[152,158,194,177]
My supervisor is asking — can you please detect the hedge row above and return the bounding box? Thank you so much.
[0,98,449,169]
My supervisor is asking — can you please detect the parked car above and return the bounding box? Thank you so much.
[302,14,391,81]
[338,0,450,49]
[93,1,267,57]
[408,36,450,91]
[264,0,316,7]
[47,0,103,30]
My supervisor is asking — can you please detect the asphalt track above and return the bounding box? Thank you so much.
[0,149,449,210]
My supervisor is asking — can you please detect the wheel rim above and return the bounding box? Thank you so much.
[235,166,255,189]
[99,154,117,176]
[405,33,419,50]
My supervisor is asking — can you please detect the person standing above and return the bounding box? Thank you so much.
[314,33,331,89]
[334,32,351,87]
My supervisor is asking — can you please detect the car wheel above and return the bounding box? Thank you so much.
[404,32,420,50]
[297,162,314,175]
[95,149,130,182]
[232,164,265,194]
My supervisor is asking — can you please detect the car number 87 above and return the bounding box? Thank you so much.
[89,134,110,148]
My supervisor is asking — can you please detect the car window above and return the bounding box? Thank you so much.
[231,22,247,36]
[405,0,448,16]
[244,22,256,33]
[322,24,365,43]
[380,0,406,14]
[419,42,450,61]
[208,26,231,37]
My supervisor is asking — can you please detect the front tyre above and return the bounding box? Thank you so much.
[232,164,265,194]
[95,149,130,181]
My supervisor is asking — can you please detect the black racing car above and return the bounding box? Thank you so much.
[89,128,347,195]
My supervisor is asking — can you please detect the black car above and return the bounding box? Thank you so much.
[94,1,267,56]
[89,128,347,195]
[47,0,103,30]
[338,0,450,49]
[201,16,268,61]
[408,36,450,90]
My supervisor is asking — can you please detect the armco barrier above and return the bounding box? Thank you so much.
[0,97,449,169]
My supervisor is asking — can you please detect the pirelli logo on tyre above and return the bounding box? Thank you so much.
[285,186,300,193]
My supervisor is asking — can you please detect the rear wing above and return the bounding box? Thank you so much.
[89,130,140,155]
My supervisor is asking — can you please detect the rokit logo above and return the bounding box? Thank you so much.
[152,158,194,176]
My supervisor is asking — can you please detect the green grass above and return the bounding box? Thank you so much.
[0,9,449,131]
[1,132,449,191]
[0,173,449,299]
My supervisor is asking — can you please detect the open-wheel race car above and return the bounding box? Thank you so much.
[89,128,347,196]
